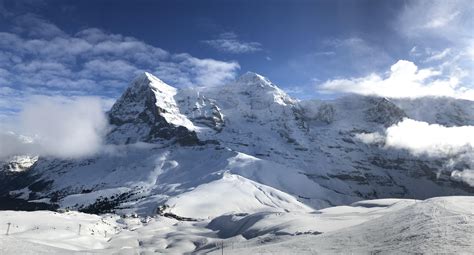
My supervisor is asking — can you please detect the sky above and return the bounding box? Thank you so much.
[0,0,473,121]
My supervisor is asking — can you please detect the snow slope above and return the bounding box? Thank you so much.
[0,210,119,253]
[0,196,472,254]
[216,196,474,254]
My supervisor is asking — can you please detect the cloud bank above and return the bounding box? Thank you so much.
[0,97,108,159]
[320,60,474,100]
[384,119,474,157]
[357,118,474,187]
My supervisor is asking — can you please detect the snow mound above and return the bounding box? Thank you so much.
[164,173,312,219]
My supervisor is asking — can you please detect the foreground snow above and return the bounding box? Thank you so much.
[0,196,472,254]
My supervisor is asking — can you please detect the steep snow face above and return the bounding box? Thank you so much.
[107,72,198,145]
[300,95,407,129]
[176,89,225,132]
[1,155,38,172]
[228,72,295,107]
[190,72,310,158]
[393,97,474,126]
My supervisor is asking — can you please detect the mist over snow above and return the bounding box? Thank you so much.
[0,97,108,159]
[451,170,474,187]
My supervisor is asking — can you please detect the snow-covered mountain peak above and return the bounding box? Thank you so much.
[106,72,197,144]
[4,71,474,227]
[128,72,177,97]
[221,72,295,106]
[236,72,274,88]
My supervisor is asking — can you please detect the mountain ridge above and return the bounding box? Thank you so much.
[1,71,473,217]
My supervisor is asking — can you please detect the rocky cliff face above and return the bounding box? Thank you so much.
[107,72,199,145]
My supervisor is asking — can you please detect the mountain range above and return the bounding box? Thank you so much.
[1,72,473,217]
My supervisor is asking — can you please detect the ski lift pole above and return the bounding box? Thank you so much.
[6,223,11,235]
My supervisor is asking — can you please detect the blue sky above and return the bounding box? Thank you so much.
[0,0,473,120]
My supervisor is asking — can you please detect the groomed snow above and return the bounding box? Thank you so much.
[0,196,472,254]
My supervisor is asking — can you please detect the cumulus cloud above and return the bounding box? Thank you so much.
[384,119,474,157]
[319,60,474,100]
[203,32,262,54]
[0,97,108,159]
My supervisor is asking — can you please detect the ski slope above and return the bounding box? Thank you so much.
[0,196,472,254]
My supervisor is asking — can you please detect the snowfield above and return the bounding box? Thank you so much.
[0,196,472,254]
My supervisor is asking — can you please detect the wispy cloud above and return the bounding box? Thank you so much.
[12,13,66,39]
[203,32,262,54]
[396,0,473,86]
[321,37,393,73]
[424,48,452,62]
[396,0,471,39]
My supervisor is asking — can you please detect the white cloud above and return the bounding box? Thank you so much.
[182,55,240,87]
[396,0,472,40]
[424,11,460,29]
[0,13,241,117]
[385,118,474,187]
[154,54,240,87]
[319,60,474,100]
[354,132,385,145]
[384,119,474,157]
[318,37,393,74]
[425,48,452,62]
[203,32,262,54]
[82,59,140,80]
[396,0,473,87]
[357,118,474,187]
[0,97,108,159]
[12,13,65,39]
[451,170,474,187]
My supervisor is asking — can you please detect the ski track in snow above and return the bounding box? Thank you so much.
[0,196,472,254]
